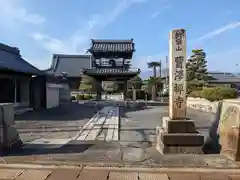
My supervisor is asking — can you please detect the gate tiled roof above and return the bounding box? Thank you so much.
[88,39,135,53]
[83,68,140,75]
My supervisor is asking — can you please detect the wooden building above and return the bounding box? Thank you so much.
[0,43,46,110]
[83,39,140,100]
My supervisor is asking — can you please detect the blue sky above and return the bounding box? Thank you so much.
[0,0,240,77]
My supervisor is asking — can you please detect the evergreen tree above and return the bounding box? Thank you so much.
[128,75,142,90]
[147,61,161,77]
[79,75,95,92]
[145,76,162,101]
[186,49,209,93]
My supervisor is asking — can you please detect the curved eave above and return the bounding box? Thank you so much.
[83,68,140,76]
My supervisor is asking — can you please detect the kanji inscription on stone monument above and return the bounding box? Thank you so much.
[169,29,187,119]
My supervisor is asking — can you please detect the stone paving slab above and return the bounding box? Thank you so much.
[0,169,24,179]
[15,169,52,180]
[76,106,119,141]
[1,168,240,180]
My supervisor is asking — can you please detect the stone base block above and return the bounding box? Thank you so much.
[219,127,240,161]
[156,126,204,154]
[0,103,14,127]
[162,117,197,133]
[1,137,23,153]
[0,126,23,154]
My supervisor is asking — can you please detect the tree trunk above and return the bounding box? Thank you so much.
[159,62,162,93]
[153,66,156,77]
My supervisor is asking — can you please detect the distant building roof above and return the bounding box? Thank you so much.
[208,72,240,83]
[0,43,44,75]
[161,69,240,83]
[45,54,92,77]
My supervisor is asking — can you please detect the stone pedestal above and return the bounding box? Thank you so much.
[156,117,204,154]
[0,103,22,153]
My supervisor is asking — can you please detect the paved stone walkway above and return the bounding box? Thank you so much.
[1,168,240,180]
[76,106,119,141]
[22,106,119,151]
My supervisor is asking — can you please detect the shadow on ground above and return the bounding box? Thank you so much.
[5,141,94,156]
[202,102,222,154]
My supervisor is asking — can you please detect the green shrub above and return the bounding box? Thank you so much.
[188,90,202,98]
[84,94,92,100]
[201,87,237,101]
[76,94,84,100]
[71,96,76,100]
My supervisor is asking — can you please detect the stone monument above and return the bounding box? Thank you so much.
[218,100,240,161]
[0,103,22,154]
[156,29,204,154]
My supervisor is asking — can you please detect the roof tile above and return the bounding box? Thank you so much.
[89,39,134,53]
[83,68,140,75]
[0,47,43,75]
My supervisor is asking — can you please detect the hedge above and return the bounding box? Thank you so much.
[127,90,148,100]
[189,87,238,101]
[76,94,93,100]
[71,96,76,100]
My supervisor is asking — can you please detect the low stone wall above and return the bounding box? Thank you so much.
[101,94,124,101]
[0,103,22,153]
[187,97,219,113]
[187,97,240,160]
[187,97,240,114]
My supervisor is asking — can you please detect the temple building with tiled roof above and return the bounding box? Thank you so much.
[45,54,92,90]
[0,42,46,109]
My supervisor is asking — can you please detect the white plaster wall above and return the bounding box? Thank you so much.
[46,83,60,109]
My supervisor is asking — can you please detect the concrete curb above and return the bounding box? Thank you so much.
[83,166,240,173]
[1,163,240,173]
[0,163,83,170]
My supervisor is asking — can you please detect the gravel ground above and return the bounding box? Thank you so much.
[120,106,215,142]
[14,102,98,142]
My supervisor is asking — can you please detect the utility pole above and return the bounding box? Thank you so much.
[165,56,168,86]
[159,60,162,78]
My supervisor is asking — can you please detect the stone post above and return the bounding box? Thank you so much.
[169,29,187,119]
[132,88,136,102]
[96,80,102,101]
[0,103,22,153]
[156,29,204,154]
[123,80,128,101]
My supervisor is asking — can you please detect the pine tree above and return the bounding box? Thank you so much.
[186,49,209,93]
[79,75,95,92]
